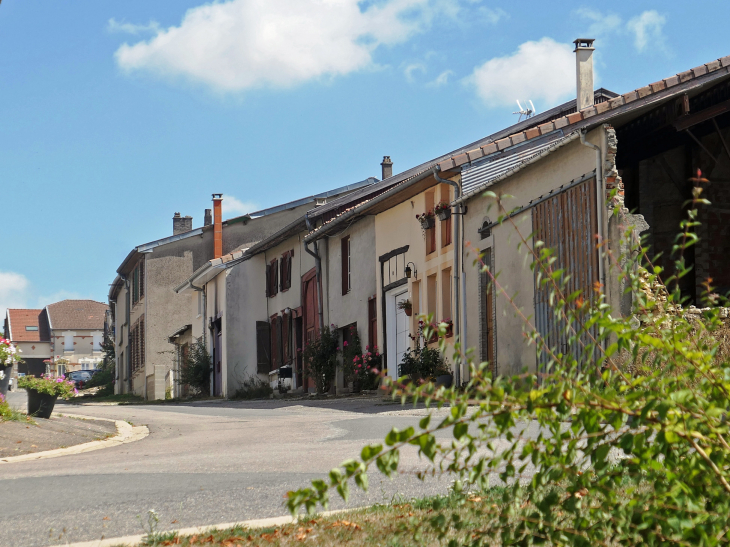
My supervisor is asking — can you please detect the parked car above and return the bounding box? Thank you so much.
[67,370,94,389]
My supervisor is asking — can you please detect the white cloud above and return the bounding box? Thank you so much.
[222,195,259,216]
[0,271,30,314]
[427,70,453,87]
[575,8,622,38]
[404,62,427,82]
[108,18,161,35]
[114,0,446,92]
[466,37,576,108]
[627,10,667,53]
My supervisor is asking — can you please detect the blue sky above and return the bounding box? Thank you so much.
[1,0,728,312]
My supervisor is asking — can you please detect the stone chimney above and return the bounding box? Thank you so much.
[574,38,595,111]
[381,156,393,180]
[212,194,223,259]
[204,209,212,227]
[173,212,193,235]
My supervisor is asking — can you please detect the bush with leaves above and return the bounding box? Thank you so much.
[340,324,362,384]
[176,338,211,396]
[302,324,339,394]
[287,171,730,546]
[398,320,451,380]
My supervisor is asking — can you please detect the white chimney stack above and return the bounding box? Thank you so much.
[574,38,595,111]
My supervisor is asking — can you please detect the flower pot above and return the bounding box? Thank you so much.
[404,307,413,317]
[27,389,58,419]
[418,216,435,230]
[0,365,11,397]
[436,208,452,221]
[435,374,453,388]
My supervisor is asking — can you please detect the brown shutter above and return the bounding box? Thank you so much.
[368,296,377,349]
[256,321,271,373]
[341,236,349,295]
[282,312,290,363]
[139,260,145,299]
[265,265,271,297]
[280,255,286,291]
[140,316,145,366]
[287,251,293,290]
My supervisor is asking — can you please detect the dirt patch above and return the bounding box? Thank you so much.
[0,416,118,458]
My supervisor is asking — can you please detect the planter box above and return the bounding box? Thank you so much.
[436,208,452,221]
[418,216,435,230]
[27,390,58,419]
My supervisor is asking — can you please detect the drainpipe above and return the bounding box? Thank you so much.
[304,213,325,332]
[190,281,206,346]
[433,167,466,388]
[579,129,606,291]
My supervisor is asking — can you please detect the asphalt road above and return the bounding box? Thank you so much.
[1,392,462,547]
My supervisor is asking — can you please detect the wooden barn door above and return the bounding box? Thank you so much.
[532,178,600,372]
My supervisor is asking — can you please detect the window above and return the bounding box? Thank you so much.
[130,316,146,373]
[265,259,279,298]
[64,334,74,352]
[367,296,378,350]
[82,363,90,371]
[25,326,38,331]
[425,191,436,255]
[280,250,293,291]
[341,236,351,295]
[93,333,103,352]
[57,364,66,377]
[440,185,452,248]
[131,260,144,306]
[427,274,437,319]
[442,268,452,321]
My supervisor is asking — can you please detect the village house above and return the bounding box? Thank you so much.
[4,300,108,378]
[168,177,379,398]
[303,39,730,385]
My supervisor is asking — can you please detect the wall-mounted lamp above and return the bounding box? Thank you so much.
[284,307,291,315]
[405,262,417,279]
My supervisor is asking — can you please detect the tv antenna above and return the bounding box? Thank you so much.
[513,100,536,122]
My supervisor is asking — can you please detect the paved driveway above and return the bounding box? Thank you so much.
[0,394,459,547]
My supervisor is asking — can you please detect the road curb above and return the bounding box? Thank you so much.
[0,414,149,464]
[51,509,356,547]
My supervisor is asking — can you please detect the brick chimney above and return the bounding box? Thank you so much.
[173,212,193,235]
[204,209,212,227]
[381,156,393,180]
[574,38,595,111]
[212,194,223,259]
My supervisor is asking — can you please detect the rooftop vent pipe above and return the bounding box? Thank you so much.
[574,38,595,111]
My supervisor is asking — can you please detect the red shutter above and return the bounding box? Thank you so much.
[341,236,350,295]
[256,321,271,373]
[265,265,271,297]
[368,296,377,350]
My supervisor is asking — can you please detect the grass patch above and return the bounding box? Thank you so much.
[137,492,506,547]
[0,398,34,424]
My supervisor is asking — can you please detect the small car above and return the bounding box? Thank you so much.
[67,370,94,389]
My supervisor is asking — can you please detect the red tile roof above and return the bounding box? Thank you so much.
[45,300,108,331]
[6,309,51,342]
[437,54,730,172]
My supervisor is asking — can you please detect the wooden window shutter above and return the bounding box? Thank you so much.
[282,312,290,363]
[276,316,283,369]
[368,296,377,350]
[274,260,279,295]
[287,251,293,289]
[140,316,145,366]
[265,265,271,297]
[341,236,350,295]
[139,260,145,299]
[256,321,271,373]
[280,255,286,291]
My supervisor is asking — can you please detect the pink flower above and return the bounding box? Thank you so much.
[343,341,348,347]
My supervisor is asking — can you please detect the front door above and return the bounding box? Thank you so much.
[386,289,410,378]
[212,318,222,397]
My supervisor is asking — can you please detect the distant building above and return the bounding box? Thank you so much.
[4,299,108,378]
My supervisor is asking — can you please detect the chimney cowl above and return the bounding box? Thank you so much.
[574,38,595,112]
[381,156,393,180]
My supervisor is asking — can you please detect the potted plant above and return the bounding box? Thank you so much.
[434,201,451,221]
[17,374,77,419]
[0,338,21,397]
[397,299,413,317]
[416,210,435,231]
[442,318,454,338]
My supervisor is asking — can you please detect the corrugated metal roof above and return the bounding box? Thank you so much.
[461,134,565,196]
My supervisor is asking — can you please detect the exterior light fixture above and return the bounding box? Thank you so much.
[405,262,417,279]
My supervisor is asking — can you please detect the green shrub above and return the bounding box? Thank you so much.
[233,374,273,400]
[287,173,730,545]
[176,338,211,396]
[302,324,339,394]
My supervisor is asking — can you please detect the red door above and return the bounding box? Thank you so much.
[302,269,319,390]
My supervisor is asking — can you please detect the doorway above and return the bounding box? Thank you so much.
[386,288,410,378]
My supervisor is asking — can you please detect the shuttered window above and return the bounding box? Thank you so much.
[139,260,145,299]
[282,311,291,363]
[266,259,279,298]
[256,321,271,373]
[270,315,281,370]
[280,250,293,291]
[341,236,351,295]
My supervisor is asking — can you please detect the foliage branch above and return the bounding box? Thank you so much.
[286,171,730,546]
